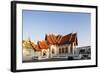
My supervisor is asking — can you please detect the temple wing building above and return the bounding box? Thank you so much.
[22,33,78,60]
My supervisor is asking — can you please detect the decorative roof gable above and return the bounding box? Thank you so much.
[38,40,49,49]
[45,33,78,45]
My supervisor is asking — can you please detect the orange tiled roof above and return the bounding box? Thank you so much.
[45,33,78,45]
[56,35,62,43]
[35,45,41,51]
[23,33,78,51]
[58,33,72,44]
[38,40,49,49]
[45,34,57,44]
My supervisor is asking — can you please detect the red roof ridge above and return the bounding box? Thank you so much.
[69,33,73,42]
[56,35,62,44]
[58,36,63,44]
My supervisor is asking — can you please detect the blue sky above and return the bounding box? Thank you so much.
[22,10,91,47]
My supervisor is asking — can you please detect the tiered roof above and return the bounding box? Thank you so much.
[45,33,78,45]
[23,33,78,51]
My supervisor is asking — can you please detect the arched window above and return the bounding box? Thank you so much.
[52,49,54,54]
[65,47,68,53]
[59,48,61,54]
[62,48,64,53]
[43,51,46,56]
